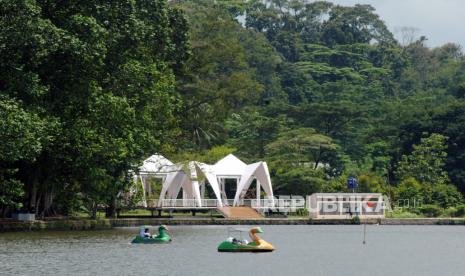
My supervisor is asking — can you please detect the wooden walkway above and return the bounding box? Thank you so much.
[217,207,263,219]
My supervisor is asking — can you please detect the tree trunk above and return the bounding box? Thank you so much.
[106,197,117,218]
[41,191,54,218]
[88,200,97,219]
[24,164,40,214]
[92,204,97,220]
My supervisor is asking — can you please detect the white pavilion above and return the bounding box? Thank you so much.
[135,154,274,208]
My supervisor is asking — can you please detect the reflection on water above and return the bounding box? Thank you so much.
[1,225,465,276]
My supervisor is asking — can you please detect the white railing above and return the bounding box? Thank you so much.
[146,198,306,212]
[154,199,222,208]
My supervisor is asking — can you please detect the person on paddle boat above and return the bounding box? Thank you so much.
[132,225,172,244]
[140,227,152,238]
[229,237,248,245]
[217,227,274,252]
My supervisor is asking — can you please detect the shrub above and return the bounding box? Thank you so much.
[296,208,308,217]
[387,208,421,218]
[394,177,423,204]
[357,173,386,193]
[431,184,464,208]
[351,216,360,224]
[443,207,457,217]
[418,204,443,217]
[454,205,465,217]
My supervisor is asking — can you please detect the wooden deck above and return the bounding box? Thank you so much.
[217,207,263,219]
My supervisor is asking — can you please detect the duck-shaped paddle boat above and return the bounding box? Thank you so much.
[217,227,274,252]
[131,225,172,244]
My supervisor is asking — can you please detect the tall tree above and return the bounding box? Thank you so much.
[396,133,450,185]
[0,0,189,217]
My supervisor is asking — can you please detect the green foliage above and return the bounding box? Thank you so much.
[394,177,423,204]
[454,205,465,217]
[430,102,465,193]
[418,204,443,218]
[357,173,386,193]
[0,93,52,213]
[3,0,465,217]
[320,4,395,46]
[0,177,24,210]
[271,167,327,195]
[200,146,236,164]
[387,209,422,218]
[173,145,236,165]
[295,208,309,217]
[396,134,450,185]
[0,0,189,216]
[175,2,264,149]
[431,184,463,208]
[225,109,282,159]
[266,128,338,169]
[443,207,458,218]
[351,216,361,224]
[0,97,49,162]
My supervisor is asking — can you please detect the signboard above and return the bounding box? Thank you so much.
[347,176,357,191]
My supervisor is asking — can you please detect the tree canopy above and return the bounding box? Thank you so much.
[2,0,465,217]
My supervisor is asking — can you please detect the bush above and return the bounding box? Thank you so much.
[454,205,465,217]
[443,207,457,217]
[418,204,443,217]
[431,184,464,208]
[357,173,386,193]
[295,208,308,217]
[394,177,423,204]
[351,216,360,224]
[387,209,422,218]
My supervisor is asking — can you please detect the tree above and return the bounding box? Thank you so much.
[357,173,386,193]
[272,167,327,195]
[0,0,189,217]
[225,109,282,159]
[431,184,463,208]
[320,4,395,46]
[430,101,465,193]
[266,128,337,169]
[394,177,423,205]
[0,97,49,215]
[396,133,450,185]
[174,2,264,149]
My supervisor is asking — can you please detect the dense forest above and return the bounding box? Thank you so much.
[2,0,465,218]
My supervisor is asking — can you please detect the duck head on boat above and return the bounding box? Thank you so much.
[131,225,172,244]
[217,227,274,252]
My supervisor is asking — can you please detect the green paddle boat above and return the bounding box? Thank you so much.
[131,225,172,244]
[217,227,274,252]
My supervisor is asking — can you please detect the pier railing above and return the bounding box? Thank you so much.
[146,198,305,212]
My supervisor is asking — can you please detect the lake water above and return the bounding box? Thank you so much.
[1,225,465,276]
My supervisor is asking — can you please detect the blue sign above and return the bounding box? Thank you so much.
[347,177,357,190]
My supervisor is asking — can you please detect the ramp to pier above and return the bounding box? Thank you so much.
[217,207,263,219]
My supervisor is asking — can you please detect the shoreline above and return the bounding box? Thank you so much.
[1,217,465,232]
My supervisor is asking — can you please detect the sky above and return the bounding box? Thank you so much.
[327,0,465,48]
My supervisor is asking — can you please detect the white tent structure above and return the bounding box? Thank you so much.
[135,154,274,208]
[156,161,223,207]
[232,161,273,206]
[136,154,174,207]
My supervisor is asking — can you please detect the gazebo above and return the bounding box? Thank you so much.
[135,154,274,208]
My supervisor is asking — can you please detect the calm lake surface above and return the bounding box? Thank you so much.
[1,225,465,276]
